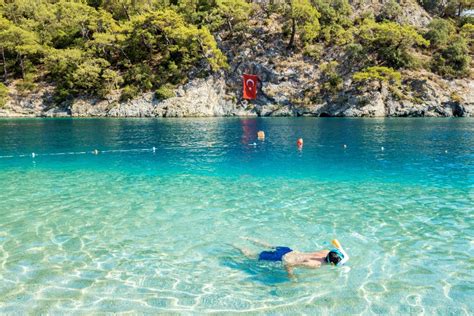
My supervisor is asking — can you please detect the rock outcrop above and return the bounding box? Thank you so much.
[352,0,432,28]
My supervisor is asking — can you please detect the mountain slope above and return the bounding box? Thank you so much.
[0,0,472,117]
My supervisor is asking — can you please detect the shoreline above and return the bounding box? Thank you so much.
[2,74,472,118]
[1,115,472,119]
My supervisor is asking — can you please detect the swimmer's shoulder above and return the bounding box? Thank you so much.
[317,249,330,256]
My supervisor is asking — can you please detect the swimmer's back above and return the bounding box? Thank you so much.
[283,250,329,268]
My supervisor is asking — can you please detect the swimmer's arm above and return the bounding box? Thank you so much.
[285,264,296,279]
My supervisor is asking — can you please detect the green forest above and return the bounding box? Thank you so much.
[0,0,472,107]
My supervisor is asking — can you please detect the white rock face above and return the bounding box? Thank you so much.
[0,84,61,117]
[159,76,235,117]
[68,76,255,118]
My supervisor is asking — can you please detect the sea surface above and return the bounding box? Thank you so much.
[0,118,472,314]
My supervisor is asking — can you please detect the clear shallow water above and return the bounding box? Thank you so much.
[0,118,472,314]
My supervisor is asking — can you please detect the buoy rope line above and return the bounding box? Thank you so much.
[0,144,449,159]
[0,147,157,159]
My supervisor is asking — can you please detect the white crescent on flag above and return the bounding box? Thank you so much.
[246,79,255,90]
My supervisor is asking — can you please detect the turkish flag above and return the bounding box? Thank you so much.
[243,74,258,100]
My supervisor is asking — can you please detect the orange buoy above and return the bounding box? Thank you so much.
[257,131,265,140]
[297,138,303,147]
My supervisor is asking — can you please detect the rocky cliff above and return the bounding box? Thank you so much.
[3,72,471,118]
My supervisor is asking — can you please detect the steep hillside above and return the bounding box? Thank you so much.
[0,0,472,117]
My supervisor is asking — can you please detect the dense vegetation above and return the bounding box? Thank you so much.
[0,0,472,106]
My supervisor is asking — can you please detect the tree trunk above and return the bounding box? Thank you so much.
[18,53,25,79]
[1,46,7,82]
[226,18,234,34]
[288,17,296,49]
[122,4,131,21]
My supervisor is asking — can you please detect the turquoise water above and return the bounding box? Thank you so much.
[0,118,472,314]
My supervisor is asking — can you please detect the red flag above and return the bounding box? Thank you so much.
[243,74,258,100]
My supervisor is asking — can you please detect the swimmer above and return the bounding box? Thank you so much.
[237,237,348,278]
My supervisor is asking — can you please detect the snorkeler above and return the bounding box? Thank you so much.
[237,237,349,278]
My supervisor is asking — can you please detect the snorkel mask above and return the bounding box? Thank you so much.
[326,239,350,266]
